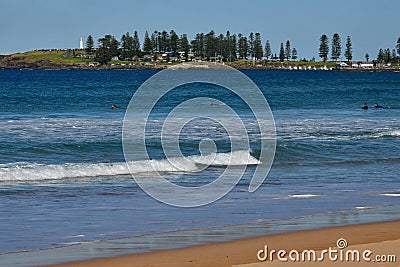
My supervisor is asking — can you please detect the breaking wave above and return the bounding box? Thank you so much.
[0,150,259,182]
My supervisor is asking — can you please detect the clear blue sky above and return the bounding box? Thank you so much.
[1,0,399,60]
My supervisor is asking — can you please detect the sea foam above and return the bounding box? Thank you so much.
[0,150,259,182]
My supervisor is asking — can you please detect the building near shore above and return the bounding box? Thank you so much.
[336,61,374,69]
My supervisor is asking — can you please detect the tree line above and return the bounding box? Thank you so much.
[84,30,298,64]
[84,30,400,65]
[318,33,353,63]
[377,37,400,64]
[318,33,400,64]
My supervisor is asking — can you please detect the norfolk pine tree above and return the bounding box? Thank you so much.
[132,31,141,57]
[254,33,263,60]
[120,32,134,59]
[279,43,285,62]
[180,34,190,61]
[344,36,352,62]
[229,34,237,61]
[265,40,272,60]
[331,33,341,61]
[169,30,179,56]
[377,48,384,62]
[85,35,94,54]
[143,31,153,55]
[248,32,255,59]
[291,48,297,60]
[285,40,291,61]
[238,34,248,59]
[396,37,400,58]
[319,34,329,62]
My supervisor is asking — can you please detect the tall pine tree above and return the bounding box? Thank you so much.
[238,33,248,59]
[180,34,190,61]
[151,31,159,52]
[254,33,263,60]
[264,40,271,60]
[160,30,169,53]
[85,35,94,54]
[331,33,341,61]
[132,31,141,57]
[396,37,400,56]
[248,32,255,59]
[285,40,291,61]
[319,34,329,62]
[169,30,179,56]
[143,31,153,55]
[279,43,285,62]
[205,30,216,60]
[344,36,352,62]
[120,32,134,59]
[377,48,384,62]
[291,48,297,60]
[229,34,237,61]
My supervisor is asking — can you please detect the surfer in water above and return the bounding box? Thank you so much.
[210,100,226,106]
[362,103,368,110]
[111,104,121,109]
[373,103,389,109]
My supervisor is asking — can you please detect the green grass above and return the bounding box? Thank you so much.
[9,50,91,65]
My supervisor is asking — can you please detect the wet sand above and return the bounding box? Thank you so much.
[44,220,400,267]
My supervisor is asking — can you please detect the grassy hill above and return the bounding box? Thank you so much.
[0,50,91,69]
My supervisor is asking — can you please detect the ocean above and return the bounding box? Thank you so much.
[0,69,399,265]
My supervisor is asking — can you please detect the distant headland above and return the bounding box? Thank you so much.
[1,30,399,71]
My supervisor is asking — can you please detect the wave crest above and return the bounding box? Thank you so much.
[0,150,259,182]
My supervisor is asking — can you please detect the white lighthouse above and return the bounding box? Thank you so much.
[79,37,84,49]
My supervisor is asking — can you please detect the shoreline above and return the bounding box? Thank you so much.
[1,203,399,266]
[43,220,400,267]
[1,65,400,72]
[1,55,400,71]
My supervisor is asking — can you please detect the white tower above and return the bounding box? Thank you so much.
[79,37,84,49]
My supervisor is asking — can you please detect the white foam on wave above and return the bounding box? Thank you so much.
[276,116,400,142]
[0,150,258,182]
[355,206,371,210]
[389,130,400,137]
[379,193,400,197]
[288,194,322,199]
[190,150,260,166]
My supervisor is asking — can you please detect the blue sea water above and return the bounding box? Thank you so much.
[0,69,399,262]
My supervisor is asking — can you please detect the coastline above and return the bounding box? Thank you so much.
[1,53,399,71]
[43,220,400,267]
[1,64,400,72]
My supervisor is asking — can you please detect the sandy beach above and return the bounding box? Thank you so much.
[43,220,399,267]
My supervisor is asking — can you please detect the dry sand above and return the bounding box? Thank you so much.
[44,220,400,267]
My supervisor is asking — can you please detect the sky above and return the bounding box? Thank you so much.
[1,0,399,60]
